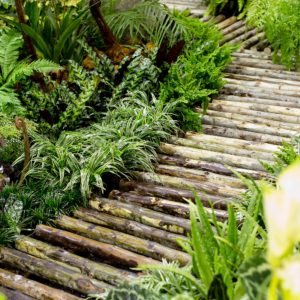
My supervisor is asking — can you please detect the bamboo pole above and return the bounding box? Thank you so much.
[74,207,186,249]
[225,78,300,92]
[158,155,270,180]
[170,136,274,160]
[217,16,237,30]
[222,20,245,35]
[0,286,35,300]
[15,235,136,285]
[202,115,297,138]
[160,142,267,171]
[223,83,300,97]
[221,25,248,45]
[206,109,300,131]
[226,65,300,82]
[109,190,229,221]
[134,171,244,199]
[230,59,286,70]
[184,132,278,153]
[210,99,300,118]
[155,163,246,188]
[228,28,258,45]
[254,39,269,51]
[0,268,81,300]
[241,32,265,49]
[212,14,226,24]
[34,225,159,267]
[216,94,300,109]
[232,51,272,60]
[90,198,191,234]
[225,73,300,87]
[119,180,233,209]
[203,125,288,145]
[0,247,109,295]
[54,215,190,266]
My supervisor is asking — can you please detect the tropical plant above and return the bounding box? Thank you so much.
[159,15,234,131]
[207,0,251,17]
[0,29,61,116]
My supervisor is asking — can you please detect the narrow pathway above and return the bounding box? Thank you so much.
[1,11,300,300]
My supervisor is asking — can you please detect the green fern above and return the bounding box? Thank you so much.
[0,29,61,116]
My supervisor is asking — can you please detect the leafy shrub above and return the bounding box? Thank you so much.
[207,0,251,17]
[159,16,234,131]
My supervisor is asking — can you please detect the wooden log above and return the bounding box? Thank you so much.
[216,94,300,110]
[54,215,191,266]
[222,20,244,35]
[134,171,244,199]
[206,110,300,132]
[225,73,300,87]
[210,99,300,118]
[254,39,269,51]
[232,51,272,60]
[202,115,297,138]
[74,208,186,249]
[0,268,81,300]
[160,142,267,171]
[184,132,278,153]
[155,163,246,188]
[203,125,288,145]
[221,25,248,45]
[217,16,237,30]
[158,155,270,180]
[241,32,265,49]
[89,198,191,234]
[110,190,229,221]
[0,286,35,300]
[211,14,226,24]
[228,28,258,45]
[170,136,274,161]
[230,59,286,70]
[15,235,136,285]
[0,247,109,296]
[226,65,300,82]
[34,225,159,268]
[225,78,300,92]
[222,84,300,101]
[119,180,233,209]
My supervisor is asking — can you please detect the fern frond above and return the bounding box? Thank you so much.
[0,30,23,81]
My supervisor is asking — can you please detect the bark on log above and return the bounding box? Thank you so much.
[212,15,226,24]
[225,78,300,92]
[184,132,278,153]
[160,142,267,171]
[119,180,232,209]
[202,115,297,138]
[241,32,265,49]
[210,99,300,118]
[155,163,246,188]
[54,215,190,265]
[89,198,190,234]
[74,208,186,249]
[232,51,272,60]
[170,136,274,161]
[34,225,159,268]
[254,39,269,51]
[230,59,286,70]
[15,235,136,285]
[0,247,109,295]
[158,155,270,180]
[203,125,288,145]
[222,20,245,35]
[217,16,237,30]
[217,94,300,110]
[134,171,243,199]
[228,28,258,45]
[0,268,81,300]
[206,110,300,132]
[221,25,248,45]
[109,190,229,221]
[226,73,300,87]
[0,286,35,300]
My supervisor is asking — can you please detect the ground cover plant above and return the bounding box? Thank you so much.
[0,0,233,245]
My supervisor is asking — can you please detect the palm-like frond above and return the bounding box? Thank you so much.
[0,30,23,81]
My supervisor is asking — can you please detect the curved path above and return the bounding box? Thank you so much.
[1,8,300,300]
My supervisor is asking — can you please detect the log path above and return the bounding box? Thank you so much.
[2,5,300,300]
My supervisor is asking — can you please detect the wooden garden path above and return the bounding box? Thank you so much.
[2,8,300,300]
